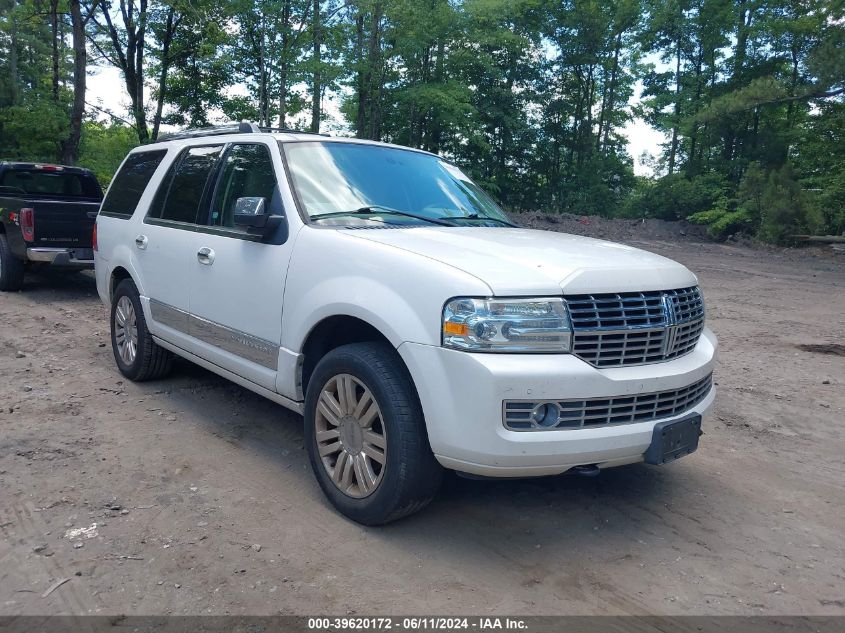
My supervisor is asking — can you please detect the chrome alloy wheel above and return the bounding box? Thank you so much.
[114,295,139,365]
[315,373,387,498]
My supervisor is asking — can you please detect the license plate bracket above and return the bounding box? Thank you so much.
[644,414,702,465]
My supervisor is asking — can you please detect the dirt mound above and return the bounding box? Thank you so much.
[510,211,711,244]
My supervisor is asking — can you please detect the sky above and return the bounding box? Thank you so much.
[86,67,666,176]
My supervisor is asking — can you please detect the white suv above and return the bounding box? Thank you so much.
[94,123,717,525]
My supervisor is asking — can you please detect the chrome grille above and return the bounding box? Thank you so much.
[567,292,666,329]
[504,373,713,431]
[665,318,705,360]
[566,286,705,367]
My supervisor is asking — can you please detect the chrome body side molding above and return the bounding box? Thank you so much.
[149,299,279,370]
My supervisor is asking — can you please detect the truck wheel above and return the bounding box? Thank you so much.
[0,234,25,291]
[110,279,173,381]
[304,342,443,525]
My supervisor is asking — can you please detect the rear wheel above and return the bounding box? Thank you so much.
[0,234,25,291]
[305,342,443,525]
[110,279,173,381]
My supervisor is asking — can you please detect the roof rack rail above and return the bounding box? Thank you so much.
[258,126,331,137]
[157,122,330,142]
[157,122,261,142]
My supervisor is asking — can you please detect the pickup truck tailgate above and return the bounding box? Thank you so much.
[31,199,100,248]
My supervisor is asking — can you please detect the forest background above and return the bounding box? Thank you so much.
[1,0,843,243]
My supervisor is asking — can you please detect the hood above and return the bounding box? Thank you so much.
[344,226,697,295]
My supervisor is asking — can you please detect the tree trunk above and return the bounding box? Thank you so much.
[354,11,366,137]
[569,65,585,171]
[723,0,751,164]
[259,14,268,127]
[687,44,704,176]
[372,40,388,140]
[596,65,608,153]
[310,0,321,133]
[99,0,150,142]
[152,7,175,140]
[135,0,149,140]
[277,0,291,128]
[733,0,748,82]
[600,30,622,153]
[9,13,20,106]
[786,40,800,130]
[61,0,87,165]
[364,3,383,139]
[581,66,595,168]
[50,0,60,102]
[668,39,682,175]
[428,36,446,153]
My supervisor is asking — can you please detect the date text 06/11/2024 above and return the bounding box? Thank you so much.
[306,617,528,630]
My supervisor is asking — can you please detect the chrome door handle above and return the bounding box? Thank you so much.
[197,247,215,265]
[135,235,148,250]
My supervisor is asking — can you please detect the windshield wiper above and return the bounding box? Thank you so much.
[311,205,456,226]
[442,213,517,227]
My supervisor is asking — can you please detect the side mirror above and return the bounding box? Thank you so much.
[233,197,268,227]
[233,196,284,239]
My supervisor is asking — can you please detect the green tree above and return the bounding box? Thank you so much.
[154,3,232,129]
[757,163,819,243]
[793,101,845,235]
[78,119,138,184]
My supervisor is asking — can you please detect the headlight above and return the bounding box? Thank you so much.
[442,297,572,353]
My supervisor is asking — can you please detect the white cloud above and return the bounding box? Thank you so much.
[624,117,665,177]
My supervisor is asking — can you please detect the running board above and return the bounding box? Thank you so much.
[152,336,305,415]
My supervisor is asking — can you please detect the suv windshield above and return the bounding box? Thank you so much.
[282,141,512,226]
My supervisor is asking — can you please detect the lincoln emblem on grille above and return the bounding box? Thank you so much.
[661,293,679,356]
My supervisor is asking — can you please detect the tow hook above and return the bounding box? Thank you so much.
[571,464,601,477]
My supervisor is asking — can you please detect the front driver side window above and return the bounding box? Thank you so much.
[210,144,277,230]
[148,144,223,224]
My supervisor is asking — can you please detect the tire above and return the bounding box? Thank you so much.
[110,279,173,381]
[0,234,25,291]
[304,342,443,525]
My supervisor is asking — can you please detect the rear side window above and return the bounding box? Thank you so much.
[148,145,223,224]
[1,169,102,199]
[100,150,167,217]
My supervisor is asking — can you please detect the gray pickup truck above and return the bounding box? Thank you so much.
[0,162,103,291]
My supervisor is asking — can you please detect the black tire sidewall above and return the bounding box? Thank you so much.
[304,343,437,525]
[110,280,149,380]
[0,234,25,291]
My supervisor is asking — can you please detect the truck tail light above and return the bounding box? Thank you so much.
[92,222,98,252]
[20,208,35,242]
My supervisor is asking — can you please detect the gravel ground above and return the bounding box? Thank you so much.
[1,227,844,616]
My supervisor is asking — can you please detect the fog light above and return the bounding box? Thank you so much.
[530,403,560,428]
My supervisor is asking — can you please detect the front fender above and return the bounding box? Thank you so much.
[285,276,432,350]
[281,228,491,352]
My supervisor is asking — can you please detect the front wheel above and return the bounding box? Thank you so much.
[304,342,443,525]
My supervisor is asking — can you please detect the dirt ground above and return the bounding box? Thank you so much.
[1,228,844,616]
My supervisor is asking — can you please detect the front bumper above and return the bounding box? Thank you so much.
[27,247,94,268]
[398,328,717,477]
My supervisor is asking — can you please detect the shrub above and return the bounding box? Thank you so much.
[687,162,823,244]
[621,172,728,221]
[757,164,822,244]
[688,196,755,239]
